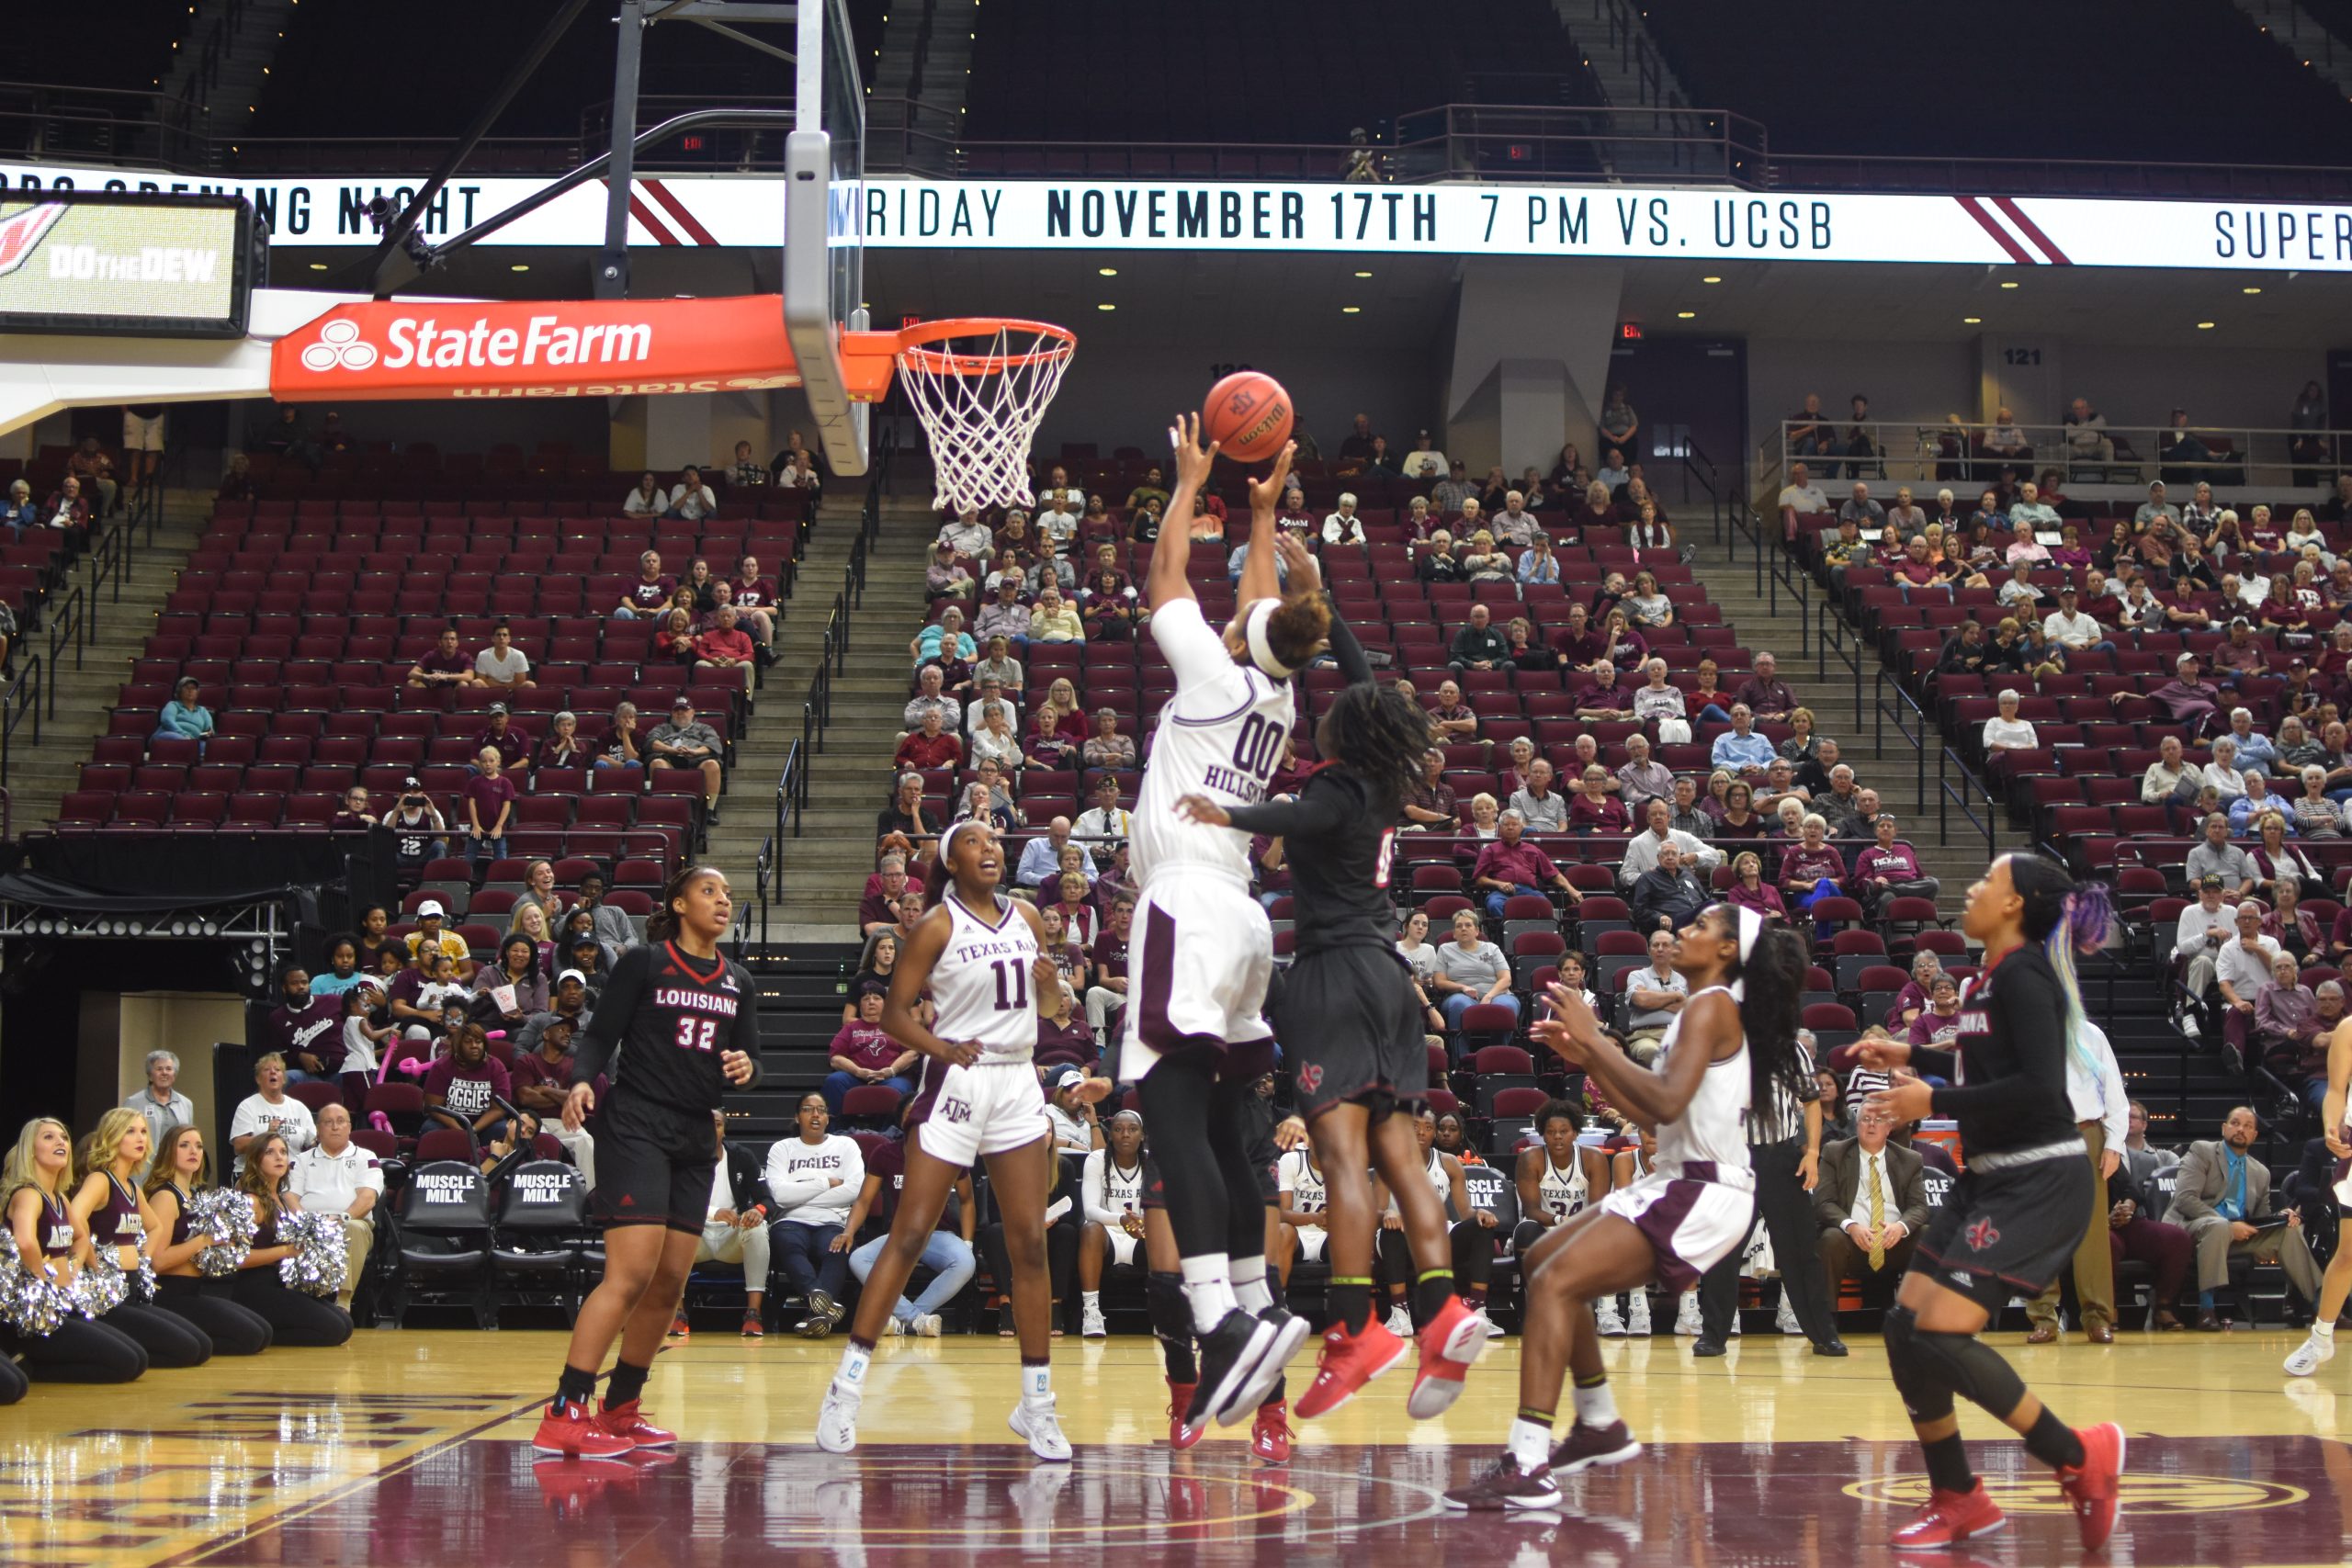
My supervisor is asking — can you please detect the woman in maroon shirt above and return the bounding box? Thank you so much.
[1567,765,1630,834]
[731,555,780,643]
[1723,850,1786,919]
[1713,780,1768,840]
[1776,812,1849,931]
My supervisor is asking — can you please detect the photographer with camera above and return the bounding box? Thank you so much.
[383,777,448,871]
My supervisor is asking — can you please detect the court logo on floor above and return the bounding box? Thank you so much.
[1847,1472,2309,1516]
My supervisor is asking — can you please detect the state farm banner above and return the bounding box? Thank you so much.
[10,160,2352,270]
[269,295,804,400]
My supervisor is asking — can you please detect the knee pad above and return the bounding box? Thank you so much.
[1148,1271,1193,1343]
[1913,1327,2027,1421]
[1882,1305,1953,1422]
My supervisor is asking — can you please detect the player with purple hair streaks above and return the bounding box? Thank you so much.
[1854,853,2126,1553]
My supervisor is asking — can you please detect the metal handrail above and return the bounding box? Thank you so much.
[1726,500,1809,654]
[0,653,41,798]
[1815,592,1864,734]
[42,585,84,715]
[1770,418,2343,494]
[1936,743,1999,861]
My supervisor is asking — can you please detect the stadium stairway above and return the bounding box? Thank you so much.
[730,939,866,1134]
[1691,532,2024,922]
[715,496,940,941]
[10,492,207,838]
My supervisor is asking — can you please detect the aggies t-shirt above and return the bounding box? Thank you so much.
[628,575,678,611]
[423,1055,512,1120]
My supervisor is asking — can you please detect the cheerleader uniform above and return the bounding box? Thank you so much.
[1,1189,147,1382]
[230,1204,355,1347]
[150,1183,273,1355]
[85,1173,211,1367]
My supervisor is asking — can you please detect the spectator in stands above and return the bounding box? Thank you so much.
[1613,733,1674,811]
[228,1053,317,1176]
[2062,396,2112,468]
[764,1093,864,1337]
[1568,765,1630,833]
[1489,491,1537,548]
[2223,760,2278,825]
[1722,850,1785,919]
[569,873,636,967]
[1500,758,1562,833]
[280,1103,380,1314]
[1,478,38,538]
[580,703,639,777]
[925,540,975,604]
[1431,908,1515,1036]
[1615,571,1670,632]
[1082,897,1132,1048]
[1447,602,1509,675]
[971,637,1023,698]
[660,466,718,523]
[1982,688,2038,754]
[2217,903,2283,1043]
[1838,482,1883,530]
[1710,705,1774,776]
[2042,584,2115,657]
[613,549,676,620]
[1778,814,1846,925]
[1776,461,1828,542]
[1622,930,1690,1065]
[2168,1107,2323,1330]
[1073,773,1132,847]
[2171,874,2240,1036]
[2138,654,2225,739]
[404,624,478,691]
[1400,749,1459,832]
[974,579,1031,654]
[622,473,664,517]
[689,605,761,695]
[470,935,549,1037]
[823,989,918,1112]
[653,607,697,669]
[779,449,822,499]
[1081,561,1140,640]
[899,665,954,738]
[2188,811,2259,896]
[1078,707,1135,772]
[1472,809,1576,917]
[1658,776,1706,840]
[1016,816,1094,891]
[2266,880,2323,962]
[2292,764,2343,838]
[1023,583,1080,646]
[454,748,514,872]
[911,604,978,671]
[1429,680,1479,745]
[150,676,215,751]
[1813,1101,1923,1304]
[462,621,532,693]
[2140,735,2206,807]
[1630,841,1710,934]
[1513,531,1560,586]
[1046,872,1097,950]
[968,705,1021,773]
[650,697,724,821]
[2250,814,2323,901]
[1848,815,1938,913]
[1459,530,1510,585]
[1734,652,1796,721]
[1619,795,1717,882]
[858,862,911,939]
[2008,480,2059,533]
[1566,479,1614,539]
[1027,679,1086,764]
[42,475,90,544]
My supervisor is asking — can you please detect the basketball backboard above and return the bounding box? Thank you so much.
[782,0,869,478]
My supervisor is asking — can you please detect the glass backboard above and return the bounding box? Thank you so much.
[782,0,868,477]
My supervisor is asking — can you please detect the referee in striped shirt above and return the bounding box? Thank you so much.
[1694,1030,1848,1356]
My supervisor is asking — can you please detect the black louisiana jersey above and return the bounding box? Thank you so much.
[571,941,762,1115]
[1227,763,1398,953]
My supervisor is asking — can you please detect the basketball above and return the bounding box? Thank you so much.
[1203,370,1295,463]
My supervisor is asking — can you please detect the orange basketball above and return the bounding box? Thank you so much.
[1202,371,1295,463]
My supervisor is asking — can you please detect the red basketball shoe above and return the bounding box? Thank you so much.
[1407,1296,1486,1420]
[2055,1422,2125,1551]
[1888,1483,2006,1548]
[532,1398,635,1461]
[1250,1399,1294,1462]
[1294,1315,1408,1419]
[1167,1379,1205,1450]
[594,1399,677,1449]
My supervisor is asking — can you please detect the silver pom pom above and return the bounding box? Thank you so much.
[76,1249,130,1319]
[0,1228,75,1337]
[187,1189,256,1278]
[134,1256,159,1303]
[276,1210,348,1299]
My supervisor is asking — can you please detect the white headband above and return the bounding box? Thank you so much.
[938,818,984,865]
[1242,598,1299,679]
[1734,904,1764,965]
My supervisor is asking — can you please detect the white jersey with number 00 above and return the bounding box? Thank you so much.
[931,892,1042,1061]
[1132,598,1294,884]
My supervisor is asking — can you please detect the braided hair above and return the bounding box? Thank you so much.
[1313,682,1433,805]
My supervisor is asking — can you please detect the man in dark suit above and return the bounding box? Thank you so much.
[1815,1104,1928,1303]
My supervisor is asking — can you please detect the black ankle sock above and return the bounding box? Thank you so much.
[2023,1407,2085,1471]
[1921,1431,1974,1494]
[1410,1269,1456,1329]
[605,1359,650,1408]
[1328,1279,1374,1336]
[556,1364,598,1407]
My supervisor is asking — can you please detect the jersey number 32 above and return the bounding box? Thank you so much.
[673,1017,718,1052]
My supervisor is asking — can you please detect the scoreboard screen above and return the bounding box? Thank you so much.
[0,189,258,339]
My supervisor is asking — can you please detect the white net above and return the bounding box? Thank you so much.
[896,321,1075,516]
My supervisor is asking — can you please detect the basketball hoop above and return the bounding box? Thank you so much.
[893,318,1076,515]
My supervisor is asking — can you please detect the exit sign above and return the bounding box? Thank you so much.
[1620,321,1644,340]
[680,134,706,151]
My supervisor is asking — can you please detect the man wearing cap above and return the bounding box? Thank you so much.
[1431,459,1475,514]
[2173,874,2241,1036]
[2131,655,2225,739]
[2211,619,2270,684]
[1402,430,1448,480]
[2041,584,2116,657]
[404,901,471,969]
[513,1014,599,1188]
[2136,480,2182,530]
[1043,1065,1104,1154]
[650,697,724,820]
[472,705,530,771]
[926,538,976,603]
[1073,773,1133,847]
[518,969,594,1055]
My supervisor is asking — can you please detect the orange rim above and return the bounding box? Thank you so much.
[888,316,1078,376]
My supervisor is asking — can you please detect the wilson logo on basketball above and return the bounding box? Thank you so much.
[1217,386,1290,453]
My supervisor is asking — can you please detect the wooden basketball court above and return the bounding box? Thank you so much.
[6,1327,2346,1566]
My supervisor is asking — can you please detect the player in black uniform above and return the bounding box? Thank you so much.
[1858,854,2125,1552]
[1175,534,1480,1425]
[533,865,760,1461]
